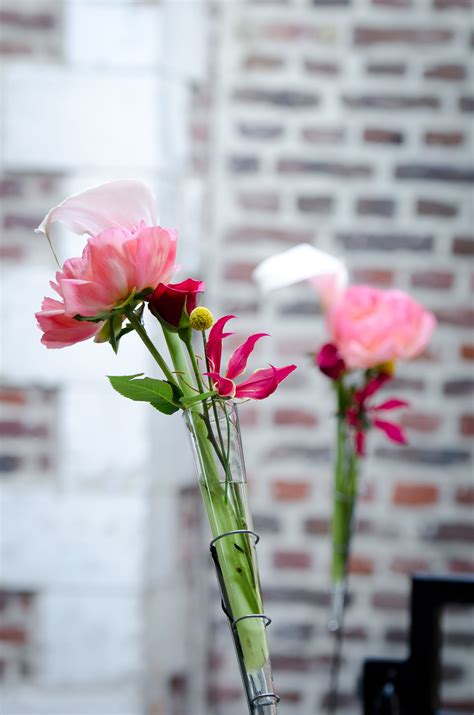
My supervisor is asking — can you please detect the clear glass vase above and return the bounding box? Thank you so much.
[183,400,279,715]
[328,415,359,633]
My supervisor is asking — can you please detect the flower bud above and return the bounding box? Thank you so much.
[316,343,346,380]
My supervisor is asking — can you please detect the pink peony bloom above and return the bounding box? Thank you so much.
[205,315,296,400]
[35,181,177,348]
[36,297,103,349]
[327,285,436,370]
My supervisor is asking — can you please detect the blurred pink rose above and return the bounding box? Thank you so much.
[36,180,177,348]
[327,285,436,369]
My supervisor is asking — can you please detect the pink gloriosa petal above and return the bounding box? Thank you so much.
[369,398,410,411]
[204,372,236,398]
[373,419,407,444]
[226,333,269,381]
[206,315,235,373]
[235,364,296,400]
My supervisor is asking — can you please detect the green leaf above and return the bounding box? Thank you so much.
[108,374,181,415]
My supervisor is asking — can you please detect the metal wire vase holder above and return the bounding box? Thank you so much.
[210,528,280,715]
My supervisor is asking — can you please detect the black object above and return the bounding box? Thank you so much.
[363,573,474,715]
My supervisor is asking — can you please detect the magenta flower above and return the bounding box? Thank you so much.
[346,373,409,455]
[204,316,296,400]
[148,278,205,330]
[35,181,177,348]
[316,343,346,380]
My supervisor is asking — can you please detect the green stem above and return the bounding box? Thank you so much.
[125,307,178,388]
[332,383,359,585]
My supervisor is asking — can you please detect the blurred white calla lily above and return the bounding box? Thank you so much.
[36,179,159,243]
[252,243,348,308]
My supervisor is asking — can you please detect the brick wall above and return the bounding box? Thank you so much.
[201,1,474,712]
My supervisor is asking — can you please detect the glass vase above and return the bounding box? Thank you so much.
[328,415,359,633]
[183,400,279,715]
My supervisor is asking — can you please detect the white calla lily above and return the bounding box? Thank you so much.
[36,179,159,242]
[252,243,348,308]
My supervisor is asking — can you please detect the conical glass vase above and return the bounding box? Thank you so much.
[328,416,359,633]
[183,400,279,715]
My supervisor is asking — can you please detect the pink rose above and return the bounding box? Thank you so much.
[35,181,177,348]
[148,278,205,330]
[327,285,436,369]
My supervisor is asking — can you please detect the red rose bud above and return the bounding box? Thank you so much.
[148,278,205,330]
[316,343,346,380]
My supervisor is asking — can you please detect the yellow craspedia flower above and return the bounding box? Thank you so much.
[378,360,396,376]
[189,307,214,331]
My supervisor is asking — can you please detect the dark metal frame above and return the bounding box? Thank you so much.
[363,573,474,715]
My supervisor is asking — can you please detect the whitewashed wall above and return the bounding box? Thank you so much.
[0,2,209,714]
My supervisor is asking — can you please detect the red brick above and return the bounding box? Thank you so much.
[0,388,27,405]
[0,9,56,29]
[448,558,474,574]
[304,60,340,76]
[349,555,374,575]
[411,270,454,289]
[273,480,311,501]
[401,412,441,432]
[273,550,312,569]
[436,308,474,328]
[223,261,256,282]
[425,131,464,146]
[352,268,394,286]
[354,28,453,45]
[301,127,345,144]
[417,199,458,217]
[460,414,474,436]
[364,128,403,144]
[207,686,242,704]
[0,179,22,198]
[455,485,474,504]
[392,482,439,506]
[453,236,474,255]
[372,592,408,610]
[304,517,330,534]
[237,192,279,212]
[274,409,317,427]
[424,63,466,80]
[390,556,431,574]
[460,344,474,360]
[0,626,26,644]
[226,225,312,245]
[244,54,285,70]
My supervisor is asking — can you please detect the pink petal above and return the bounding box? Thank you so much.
[373,419,407,444]
[36,296,102,349]
[123,226,177,290]
[356,372,391,404]
[235,364,296,400]
[60,279,115,317]
[204,372,236,398]
[355,430,366,456]
[206,315,235,373]
[370,398,410,411]
[226,333,269,381]
[36,180,158,242]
